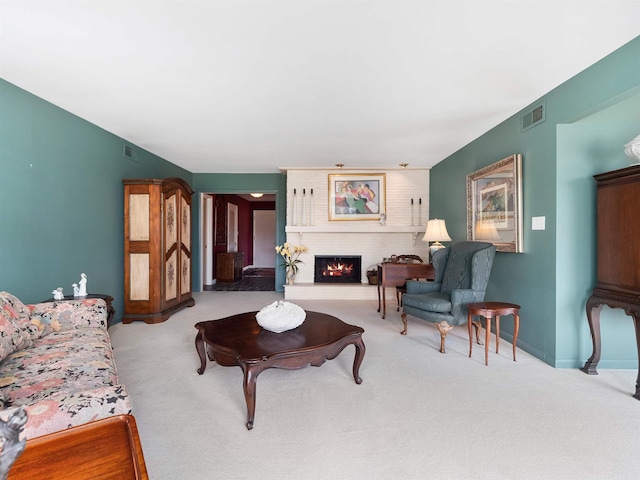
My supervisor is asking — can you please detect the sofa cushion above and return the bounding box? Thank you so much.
[0,292,33,361]
[0,328,118,408]
[0,384,131,440]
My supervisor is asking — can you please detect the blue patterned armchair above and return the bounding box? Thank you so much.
[400,241,496,353]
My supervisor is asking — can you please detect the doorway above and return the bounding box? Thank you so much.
[253,210,276,268]
[200,193,277,291]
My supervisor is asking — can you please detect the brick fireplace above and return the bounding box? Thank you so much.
[282,168,430,300]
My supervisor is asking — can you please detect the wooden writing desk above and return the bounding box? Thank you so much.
[377,263,434,318]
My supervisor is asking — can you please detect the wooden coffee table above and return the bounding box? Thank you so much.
[195,311,365,430]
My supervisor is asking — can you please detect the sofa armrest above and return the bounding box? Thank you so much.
[405,280,441,294]
[28,299,108,333]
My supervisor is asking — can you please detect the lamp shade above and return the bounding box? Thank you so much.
[475,220,499,240]
[422,219,452,243]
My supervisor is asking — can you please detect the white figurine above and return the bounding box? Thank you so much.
[78,273,88,297]
[73,273,88,297]
[52,287,64,300]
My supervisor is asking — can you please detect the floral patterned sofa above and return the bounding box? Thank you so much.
[0,291,131,439]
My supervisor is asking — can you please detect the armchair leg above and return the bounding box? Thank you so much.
[400,312,408,335]
[435,321,454,353]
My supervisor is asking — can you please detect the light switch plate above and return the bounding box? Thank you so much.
[532,216,545,230]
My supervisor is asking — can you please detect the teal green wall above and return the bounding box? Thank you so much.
[430,36,640,367]
[191,174,287,292]
[0,79,192,322]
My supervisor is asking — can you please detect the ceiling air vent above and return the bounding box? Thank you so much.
[522,102,545,132]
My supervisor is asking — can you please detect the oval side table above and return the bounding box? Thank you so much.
[467,302,520,366]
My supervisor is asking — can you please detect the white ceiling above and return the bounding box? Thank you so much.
[1,1,638,173]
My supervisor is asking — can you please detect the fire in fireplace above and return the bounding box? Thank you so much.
[314,255,362,284]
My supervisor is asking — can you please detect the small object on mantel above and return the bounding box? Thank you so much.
[52,287,64,300]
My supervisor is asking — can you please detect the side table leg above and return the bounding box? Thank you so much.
[468,312,473,358]
[581,296,603,375]
[484,317,491,366]
[351,336,366,384]
[495,315,501,354]
[512,313,520,362]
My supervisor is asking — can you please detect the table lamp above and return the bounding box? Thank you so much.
[422,219,452,259]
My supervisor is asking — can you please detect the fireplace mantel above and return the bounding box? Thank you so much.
[286,225,424,233]
[286,225,426,245]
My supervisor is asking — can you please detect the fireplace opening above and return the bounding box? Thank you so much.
[314,255,362,284]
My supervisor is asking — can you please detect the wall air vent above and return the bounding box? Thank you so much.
[522,102,545,132]
[122,144,138,162]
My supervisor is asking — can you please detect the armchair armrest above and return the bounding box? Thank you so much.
[28,299,108,332]
[450,289,487,325]
[405,280,441,294]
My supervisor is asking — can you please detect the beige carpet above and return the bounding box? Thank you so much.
[109,292,640,480]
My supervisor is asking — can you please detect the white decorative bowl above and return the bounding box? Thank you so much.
[256,301,306,333]
[624,135,640,163]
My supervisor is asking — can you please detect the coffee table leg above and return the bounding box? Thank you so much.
[242,365,259,430]
[352,336,366,384]
[195,331,207,375]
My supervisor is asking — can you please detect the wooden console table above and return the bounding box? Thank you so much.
[216,251,244,283]
[580,165,640,400]
[377,262,434,319]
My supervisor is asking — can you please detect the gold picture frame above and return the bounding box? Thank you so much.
[466,154,523,253]
[328,173,386,221]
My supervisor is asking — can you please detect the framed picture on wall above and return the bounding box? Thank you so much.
[328,173,386,221]
[466,154,523,252]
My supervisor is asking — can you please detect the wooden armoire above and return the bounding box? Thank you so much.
[123,178,195,324]
[581,164,640,399]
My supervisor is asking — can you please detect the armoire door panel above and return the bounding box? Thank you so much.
[129,253,150,301]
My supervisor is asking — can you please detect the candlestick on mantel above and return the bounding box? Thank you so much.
[292,189,298,226]
[309,188,314,225]
[301,189,307,226]
[411,198,415,226]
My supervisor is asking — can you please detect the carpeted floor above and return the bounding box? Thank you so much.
[109,292,640,480]
[204,268,275,291]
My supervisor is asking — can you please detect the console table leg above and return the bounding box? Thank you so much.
[581,297,603,375]
[632,312,640,401]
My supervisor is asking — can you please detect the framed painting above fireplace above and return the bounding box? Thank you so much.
[328,173,386,221]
